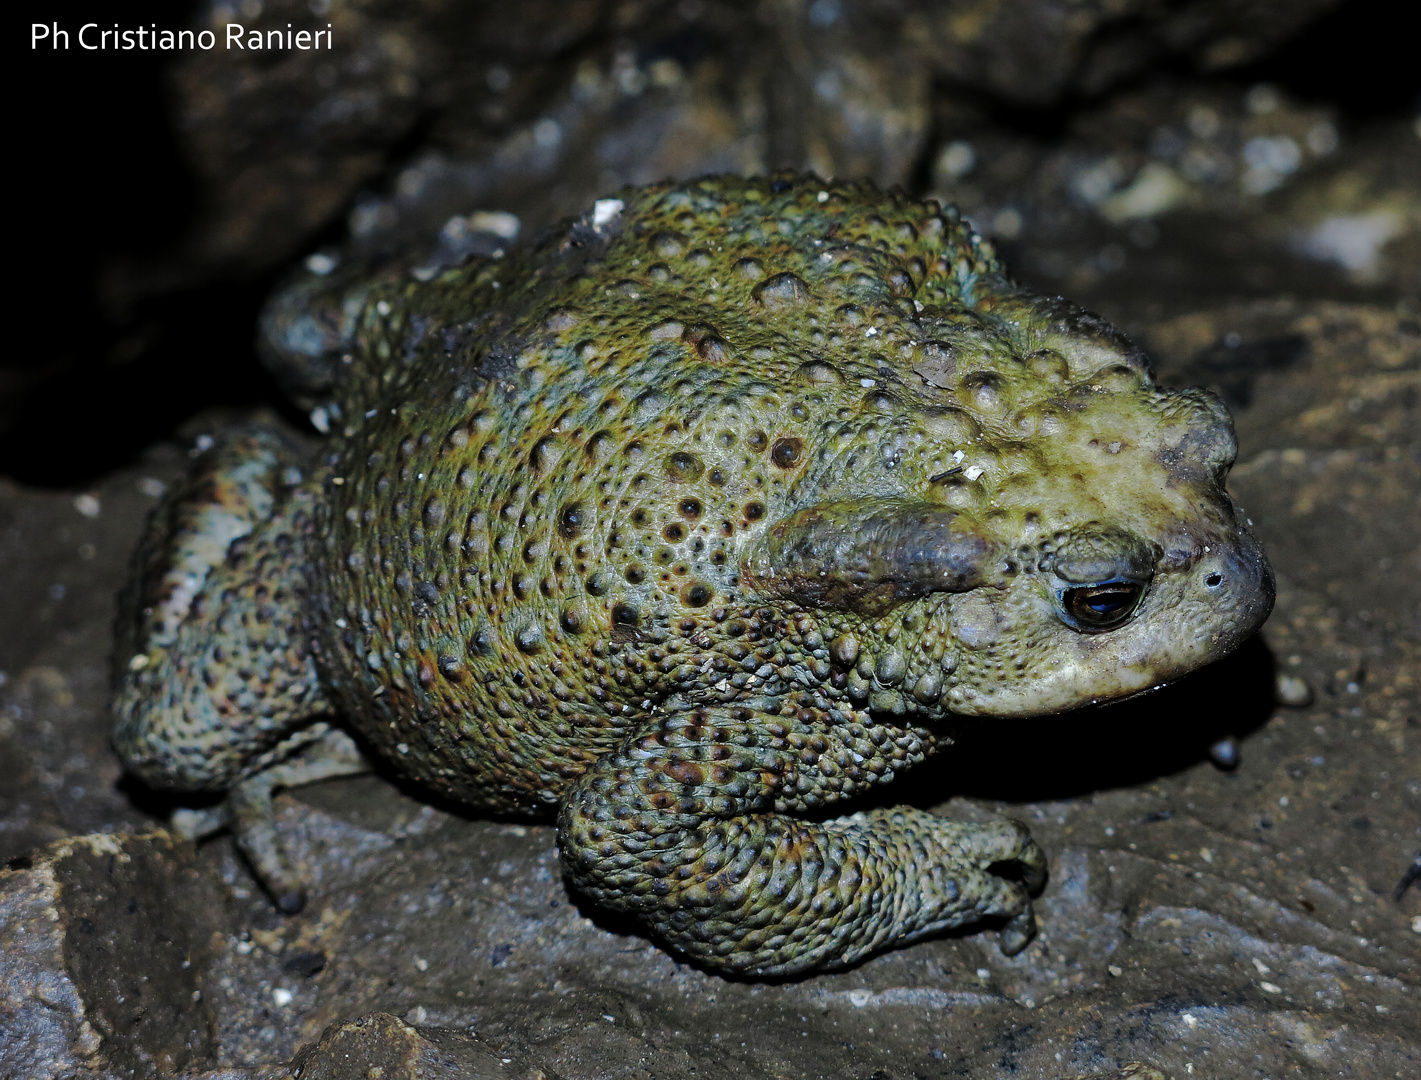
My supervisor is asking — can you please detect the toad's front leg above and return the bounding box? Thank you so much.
[557,706,1046,976]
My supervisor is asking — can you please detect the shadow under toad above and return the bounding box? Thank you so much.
[898,632,1279,804]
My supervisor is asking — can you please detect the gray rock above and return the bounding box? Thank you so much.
[2,300,1416,1078]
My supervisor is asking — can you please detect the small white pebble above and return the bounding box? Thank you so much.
[309,406,330,434]
[817,190,829,202]
[1252,958,1271,976]
[305,252,337,275]
[602,1013,617,1022]
[376,300,392,316]
[73,494,101,518]
[1199,847,1212,863]
[127,654,149,672]
[976,968,990,979]
[1107,964,1123,977]
[397,743,410,754]
[848,989,872,1007]
[859,378,876,387]
[1376,1004,1389,1014]
[592,199,624,227]
[1182,1013,1198,1029]
[963,465,984,481]
[137,477,167,498]
[1411,915,1421,934]
[1260,981,1282,994]
[272,987,293,1007]
[414,957,429,971]
[467,210,520,239]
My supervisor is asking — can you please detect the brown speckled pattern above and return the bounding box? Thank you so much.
[113,175,1273,975]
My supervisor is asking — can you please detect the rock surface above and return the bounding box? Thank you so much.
[5,0,1419,1075]
[3,301,1416,1078]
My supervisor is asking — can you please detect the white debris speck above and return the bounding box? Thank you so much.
[397,743,410,754]
[1376,1004,1389,1014]
[1241,135,1303,194]
[137,477,167,498]
[1071,158,1125,205]
[951,449,965,463]
[1187,105,1220,139]
[73,494,101,518]
[414,956,429,971]
[1410,915,1420,934]
[1182,1013,1198,1029]
[992,207,1022,239]
[309,406,330,434]
[272,988,294,1007]
[192,434,215,455]
[1260,981,1282,994]
[1245,84,1281,114]
[467,210,521,239]
[1199,847,1212,863]
[602,1014,617,1023]
[936,140,976,180]
[963,465,984,481]
[1295,211,1405,278]
[376,300,392,317]
[975,968,990,980]
[1252,957,1271,976]
[592,199,624,228]
[1306,121,1339,155]
[305,252,337,275]
[848,989,872,1007]
[859,378,876,387]
[128,654,149,672]
[817,190,830,203]
[1107,964,1123,977]
[1099,162,1187,222]
[865,326,878,336]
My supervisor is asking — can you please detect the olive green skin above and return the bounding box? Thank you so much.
[114,175,1273,975]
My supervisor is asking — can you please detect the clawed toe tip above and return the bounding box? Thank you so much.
[997,907,1037,956]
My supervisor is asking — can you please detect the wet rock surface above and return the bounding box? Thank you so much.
[6,0,1419,1076]
[3,301,1416,1078]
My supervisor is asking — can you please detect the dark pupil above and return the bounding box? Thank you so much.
[1066,583,1141,629]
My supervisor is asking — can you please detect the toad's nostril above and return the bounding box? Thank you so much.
[1205,572,1223,588]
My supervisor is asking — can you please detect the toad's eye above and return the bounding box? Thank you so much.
[1058,579,1145,632]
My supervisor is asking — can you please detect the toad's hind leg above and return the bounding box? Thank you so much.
[559,707,1047,976]
[113,426,366,910]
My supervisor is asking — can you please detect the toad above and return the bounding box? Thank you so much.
[114,176,1272,976]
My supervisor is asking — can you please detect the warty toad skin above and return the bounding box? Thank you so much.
[113,175,1273,976]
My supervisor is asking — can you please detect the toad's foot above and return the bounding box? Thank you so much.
[171,727,368,912]
[558,706,1047,976]
[113,424,367,909]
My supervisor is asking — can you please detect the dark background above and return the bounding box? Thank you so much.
[8,0,1417,485]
